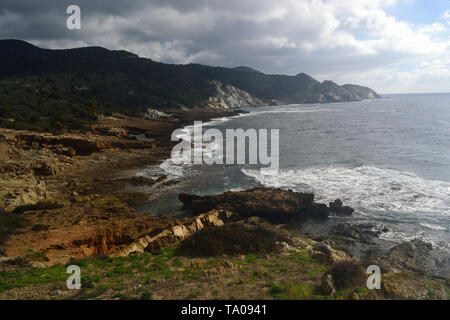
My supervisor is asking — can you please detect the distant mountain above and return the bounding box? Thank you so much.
[232,66,263,73]
[0,39,380,132]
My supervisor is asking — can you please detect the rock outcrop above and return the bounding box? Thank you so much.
[382,272,448,300]
[142,108,170,120]
[329,199,355,216]
[375,239,450,278]
[1,200,237,266]
[207,80,264,110]
[179,187,354,223]
[113,209,238,257]
[14,132,154,156]
[328,223,450,279]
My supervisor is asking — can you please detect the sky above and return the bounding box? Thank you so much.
[0,0,449,94]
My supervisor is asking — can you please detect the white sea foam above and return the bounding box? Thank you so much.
[243,165,450,250]
[161,107,333,178]
[160,123,224,179]
[201,107,333,127]
[242,165,450,217]
[419,223,447,231]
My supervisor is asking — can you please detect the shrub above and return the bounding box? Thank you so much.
[0,212,31,245]
[268,282,285,296]
[176,224,289,257]
[140,290,153,300]
[12,201,63,214]
[328,260,366,290]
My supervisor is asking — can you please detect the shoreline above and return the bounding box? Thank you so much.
[0,107,449,300]
[0,108,249,265]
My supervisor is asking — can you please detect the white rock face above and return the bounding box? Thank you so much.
[207,80,264,110]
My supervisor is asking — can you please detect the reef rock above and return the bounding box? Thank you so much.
[329,199,354,216]
[179,187,340,222]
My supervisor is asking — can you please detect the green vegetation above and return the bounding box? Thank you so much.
[267,281,316,300]
[175,224,290,257]
[0,212,31,245]
[139,289,153,300]
[328,260,367,290]
[0,243,445,300]
[0,265,68,292]
[0,40,379,133]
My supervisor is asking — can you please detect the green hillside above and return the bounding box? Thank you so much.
[0,40,380,132]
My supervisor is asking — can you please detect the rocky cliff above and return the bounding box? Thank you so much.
[206,81,264,110]
[0,39,380,133]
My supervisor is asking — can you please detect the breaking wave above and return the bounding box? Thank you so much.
[242,165,450,217]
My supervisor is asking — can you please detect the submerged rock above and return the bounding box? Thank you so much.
[329,223,388,242]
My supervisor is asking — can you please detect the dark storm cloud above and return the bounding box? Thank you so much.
[0,0,448,92]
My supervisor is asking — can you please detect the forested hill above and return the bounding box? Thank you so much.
[0,39,380,131]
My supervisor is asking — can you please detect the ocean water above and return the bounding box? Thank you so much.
[140,93,450,250]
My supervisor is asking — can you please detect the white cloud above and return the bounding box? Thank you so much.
[442,10,450,20]
[418,23,447,34]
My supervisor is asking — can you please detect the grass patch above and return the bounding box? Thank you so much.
[149,261,172,277]
[267,281,314,300]
[0,265,67,293]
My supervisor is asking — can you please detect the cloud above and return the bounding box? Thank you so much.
[0,0,449,93]
[442,10,450,20]
[418,23,447,34]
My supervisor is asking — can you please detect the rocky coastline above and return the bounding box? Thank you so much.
[0,110,448,300]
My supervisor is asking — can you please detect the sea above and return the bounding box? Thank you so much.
[134,93,450,252]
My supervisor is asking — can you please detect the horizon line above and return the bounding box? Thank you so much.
[380,91,450,95]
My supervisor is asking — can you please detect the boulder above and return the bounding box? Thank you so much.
[312,242,350,264]
[329,223,388,243]
[329,199,354,216]
[320,274,336,296]
[32,162,56,176]
[179,187,315,223]
[143,108,170,119]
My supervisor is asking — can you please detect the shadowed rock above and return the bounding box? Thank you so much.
[179,187,341,223]
[329,199,355,216]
